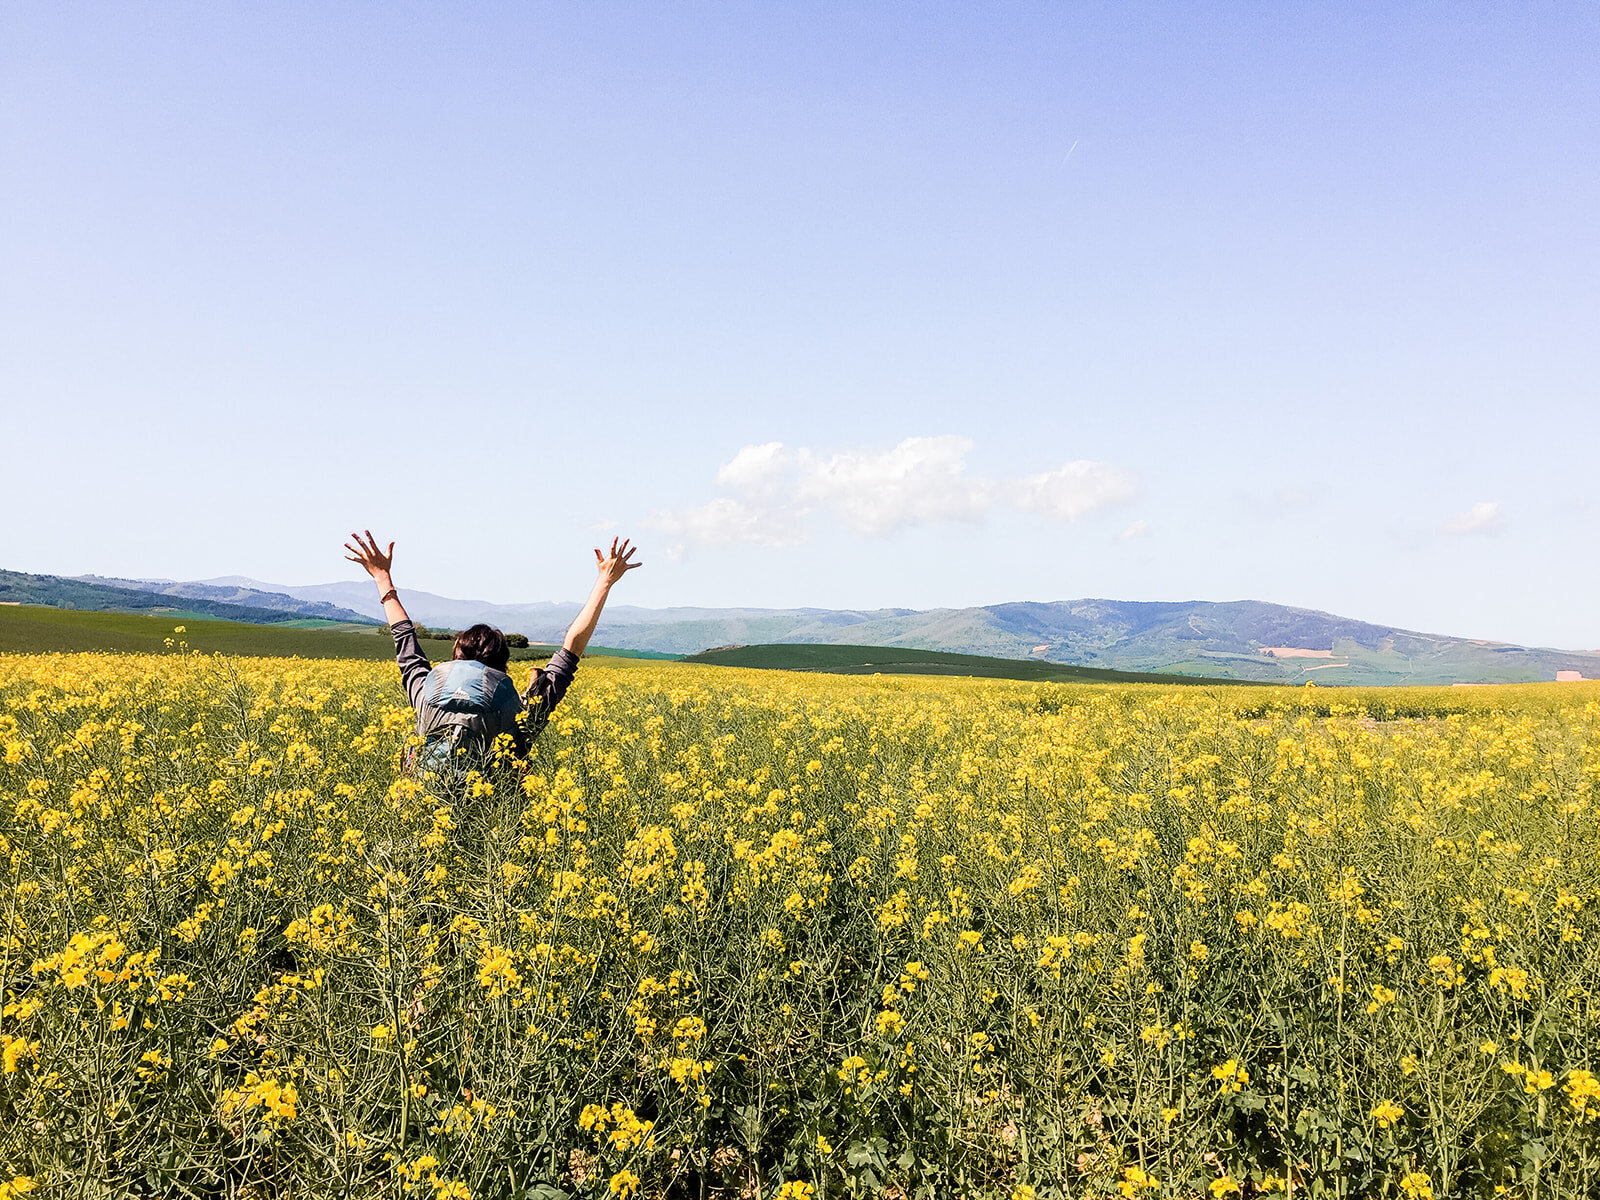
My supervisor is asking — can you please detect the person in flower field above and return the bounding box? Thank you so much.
[343,530,641,770]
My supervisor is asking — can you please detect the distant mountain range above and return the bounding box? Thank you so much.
[4,568,1594,685]
[83,572,1600,686]
[68,574,377,624]
[1,569,375,626]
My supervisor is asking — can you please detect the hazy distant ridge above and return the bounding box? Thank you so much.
[220,577,1600,686]
[0,570,372,626]
[16,568,1596,685]
[72,575,376,624]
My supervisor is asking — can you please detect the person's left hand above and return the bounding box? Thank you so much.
[594,537,642,587]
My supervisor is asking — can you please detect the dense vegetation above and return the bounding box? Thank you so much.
[2,654,1597,1198]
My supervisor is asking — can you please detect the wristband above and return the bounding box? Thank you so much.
[378,588,398,604]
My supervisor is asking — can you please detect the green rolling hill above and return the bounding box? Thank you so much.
[0,569,374,625]
[682,643,1263,685]
[0,605,668,663]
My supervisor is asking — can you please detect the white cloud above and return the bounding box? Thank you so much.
[1119,519,1152,540]
[1011,460,1137,522]
[1441,501,1504,536]
[715,442,793,501]
[591,517,618,533]
[643,497,806,548]
[795,436,993,535]
[648,436,1136,549]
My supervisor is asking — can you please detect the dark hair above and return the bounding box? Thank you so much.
[453,623,511,672]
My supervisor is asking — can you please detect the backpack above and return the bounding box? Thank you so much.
[411,659,524,779]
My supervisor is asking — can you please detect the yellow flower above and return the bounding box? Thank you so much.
[220,1073,297,1122]
[476,945,522,998]
[1212,1059,1249,1092]
[1371,1099,1404,1129]
[1398,1172,1433,1200]
[1523,1068,1556,1094]
[1489,966,1531,1000]
[1,1036,38,1074]
[1427,954,1463,988]
[591,1104,652,1151]
[1565,1069,1600,1120]
[1118,1166,1158,1196]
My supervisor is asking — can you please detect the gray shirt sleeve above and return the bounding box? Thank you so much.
[390,620,432,709]
[522,647,580,716]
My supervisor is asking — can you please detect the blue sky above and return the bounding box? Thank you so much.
[3,3,1596,648]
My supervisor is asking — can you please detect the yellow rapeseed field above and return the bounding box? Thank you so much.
[1,651,1597,1199]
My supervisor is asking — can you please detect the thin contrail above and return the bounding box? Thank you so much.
[1060,139,1079,168]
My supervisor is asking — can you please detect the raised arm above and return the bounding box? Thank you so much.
[344,530,411,626]
[345,530,430,706]
[563,537,642,657]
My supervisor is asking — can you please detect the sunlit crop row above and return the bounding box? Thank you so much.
[1,652,1597,1198]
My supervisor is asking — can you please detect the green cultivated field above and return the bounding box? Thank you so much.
[683,641,1262,685]
[0,605,668,662]
[0,605,395,659]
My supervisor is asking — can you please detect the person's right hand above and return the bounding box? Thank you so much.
[344,530,395,580]
[594,537,642,588]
